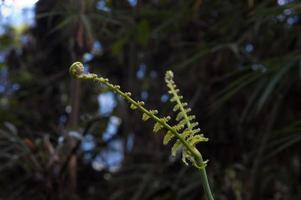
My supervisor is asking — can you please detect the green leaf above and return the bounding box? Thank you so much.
[153,122,163,133]
[182,149,195,166]
[188,135,208,146]
[142,113,150,121]
[170,96,177,102]
[173,124,184,131]
[178,119,187,127]
[182,150,189,166]
[150,110,158,115]
[182,130,193,139]
[161,116,171,123]
[137,101,145,106]
[130,104,137,110]
[163,131,174,145]
[171,140,182,156]
[191,128,201,135]
[211,71,264,111]
[256,64,293,112]
[176,112,184,121]
[188,115,196,121]
[190,122,199,129]
[173,104,181,112]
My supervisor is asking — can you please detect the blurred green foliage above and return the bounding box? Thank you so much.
[0,0,300,199]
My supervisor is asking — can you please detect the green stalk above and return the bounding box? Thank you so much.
[198,162,214,200]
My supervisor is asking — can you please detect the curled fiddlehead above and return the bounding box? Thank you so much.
[69,62,214,200]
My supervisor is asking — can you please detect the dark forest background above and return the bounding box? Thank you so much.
[0,0,301,199]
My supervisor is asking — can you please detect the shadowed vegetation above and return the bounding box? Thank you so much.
[0,0,300,199]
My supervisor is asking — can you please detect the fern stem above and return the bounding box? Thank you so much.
[199,164,214,200]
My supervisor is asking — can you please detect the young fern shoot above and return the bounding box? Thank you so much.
[165,70,208,168]
[69,62,214,200]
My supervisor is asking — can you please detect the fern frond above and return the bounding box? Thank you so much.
[69,62,208,170]
[165,70,208,168]
[70,62,214,200]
